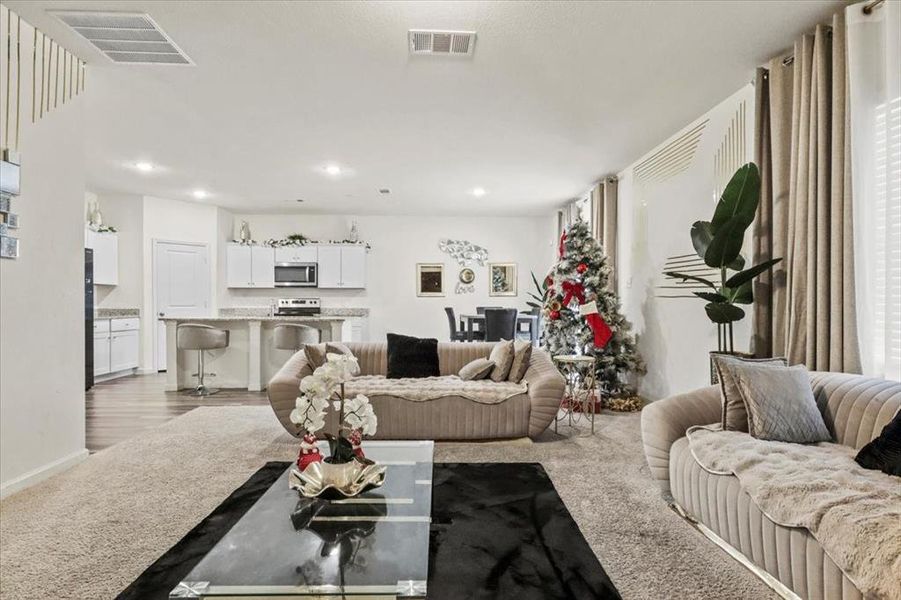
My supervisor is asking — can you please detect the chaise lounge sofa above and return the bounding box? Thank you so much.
[268,341,566,440]
[640,371,900,600]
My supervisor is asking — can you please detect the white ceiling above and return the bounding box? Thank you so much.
[7,0,845,216]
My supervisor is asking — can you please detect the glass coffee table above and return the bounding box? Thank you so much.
[170,441,434,599]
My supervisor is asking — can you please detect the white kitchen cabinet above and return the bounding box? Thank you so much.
[110,330,140,372]
[227,244,253,288]
[275,246,318,264]
[227,244,274,288]
[93,332,111,376]
[318,245,367,289]
[340,246,367,288]
[251,246,275,287]
[86,229,119,286]
[317,246,342,288]
[95,318,140,377]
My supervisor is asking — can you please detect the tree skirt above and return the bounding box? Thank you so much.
[117,462,621,600]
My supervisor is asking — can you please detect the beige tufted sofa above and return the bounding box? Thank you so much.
[641,371,901,600]
[268,341,565,440]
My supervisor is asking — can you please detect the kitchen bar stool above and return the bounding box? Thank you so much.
[274,323,320,352]
[177,323,229,396]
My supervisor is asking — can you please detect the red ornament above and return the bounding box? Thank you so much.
[576,263,588,274]
[296,433,323,471]
[348,429,366,460]
[549,310,561,320]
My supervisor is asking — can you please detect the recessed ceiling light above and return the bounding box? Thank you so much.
[472,187,487,197]
[325,164,341,176]
[135,161,154,172]
[192,189,208,199]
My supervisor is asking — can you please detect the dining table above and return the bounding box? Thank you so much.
[459,312,540,344]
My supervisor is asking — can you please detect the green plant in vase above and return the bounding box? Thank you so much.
[664,162,782,355]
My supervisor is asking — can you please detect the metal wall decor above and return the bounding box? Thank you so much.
[455,267,475,294]
[438,239,488,266]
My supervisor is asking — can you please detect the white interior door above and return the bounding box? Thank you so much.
[153,241,211,371]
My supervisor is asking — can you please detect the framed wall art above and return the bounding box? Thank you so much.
[416,263,445,296]
[489,262,517,296]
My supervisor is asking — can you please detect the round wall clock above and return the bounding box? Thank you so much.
[459,268,475,284]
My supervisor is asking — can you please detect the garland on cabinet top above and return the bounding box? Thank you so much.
[231,234,371,250]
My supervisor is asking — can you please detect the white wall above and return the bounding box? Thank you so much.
[617,85,755,400]
[0,12,88,494]
[86,192,144,309]
[225,213,557,342]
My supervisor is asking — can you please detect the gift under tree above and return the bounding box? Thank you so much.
[537,218,645,409]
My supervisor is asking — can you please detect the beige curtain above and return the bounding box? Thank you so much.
[752,12,860,372]
[591,177,618,289]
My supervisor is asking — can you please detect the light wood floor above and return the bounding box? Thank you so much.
[86,373,268,452]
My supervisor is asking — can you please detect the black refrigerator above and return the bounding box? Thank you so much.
[85,248,94,390]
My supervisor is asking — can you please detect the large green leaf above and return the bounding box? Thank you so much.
[727,254,746,271]
[704,302,745,324]
[664,271,716,289]
[704,216,746,268]
[711,163,761,233]
[690,221,713,260]
[724,258,783,288]
[693,291,727,302]
[724,281,753,304]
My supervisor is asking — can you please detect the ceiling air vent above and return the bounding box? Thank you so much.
[409,30,476,56]
[49,11,193,65]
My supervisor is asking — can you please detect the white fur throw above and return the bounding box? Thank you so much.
[687,425,901,600]
[345,375,527,404]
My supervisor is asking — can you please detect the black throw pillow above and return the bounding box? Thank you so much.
[854,411,901,477]
[386,333,440,379]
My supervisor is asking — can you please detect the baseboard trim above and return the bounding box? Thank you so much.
[670,502,800,600]
[0,448,89,499]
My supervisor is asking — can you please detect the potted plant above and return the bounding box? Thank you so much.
[664,162,782,382]
[287,353,385,497]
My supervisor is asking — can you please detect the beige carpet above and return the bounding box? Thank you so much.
[0,406,776,600]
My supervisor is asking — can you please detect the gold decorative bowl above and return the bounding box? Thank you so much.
[289,460,387,498]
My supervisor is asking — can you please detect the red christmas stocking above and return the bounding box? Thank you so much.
[580,301,612,349]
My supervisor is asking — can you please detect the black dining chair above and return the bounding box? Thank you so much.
[483,308,518,342]
[517,306,540,343]
[475,306,504,314]
[444,307,467,342]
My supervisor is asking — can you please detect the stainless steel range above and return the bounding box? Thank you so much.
[274,298,321,316]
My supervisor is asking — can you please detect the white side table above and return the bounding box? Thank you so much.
[552,354,598,434]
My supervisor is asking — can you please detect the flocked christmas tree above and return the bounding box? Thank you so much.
[533,218,645,406]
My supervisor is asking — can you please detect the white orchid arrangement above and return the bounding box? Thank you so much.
[290,353,377,439]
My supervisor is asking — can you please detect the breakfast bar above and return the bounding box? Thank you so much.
[160,307,367,392]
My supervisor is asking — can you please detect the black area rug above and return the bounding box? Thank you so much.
[118,462,621,600]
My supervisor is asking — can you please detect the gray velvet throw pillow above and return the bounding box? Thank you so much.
[733,364,831,443]
[459,358,495,381]
[713,355,787,431]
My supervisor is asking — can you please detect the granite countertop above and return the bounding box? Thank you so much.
[159,315,349,322]
[218,307,369,318]
[159,307,369,322]
[95,308,140,319]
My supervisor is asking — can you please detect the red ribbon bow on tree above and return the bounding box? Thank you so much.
[561,280,585,307]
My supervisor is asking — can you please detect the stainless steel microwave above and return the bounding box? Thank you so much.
[274,262,317,287]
